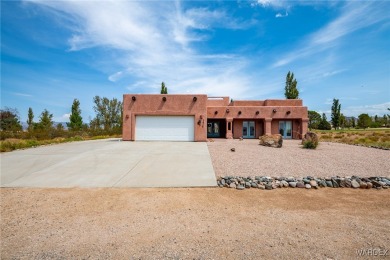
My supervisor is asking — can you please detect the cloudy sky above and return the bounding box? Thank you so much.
[1,0,389,122]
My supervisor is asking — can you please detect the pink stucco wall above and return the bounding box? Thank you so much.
[123,94,207,141]
[123,95,308,141]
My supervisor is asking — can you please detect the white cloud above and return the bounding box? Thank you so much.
[108,71,123,82]
[11,92,32,97]
[26,0,254,98]
[342,102,390,117]
[62,113,70,119]
[275,11,288,18]
[272,2,390,67]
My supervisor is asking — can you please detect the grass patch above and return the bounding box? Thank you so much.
[313,128,390,149]
[0,135,122,152]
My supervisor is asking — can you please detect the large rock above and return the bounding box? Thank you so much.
[302,132,319,145]
[259,134,283,148]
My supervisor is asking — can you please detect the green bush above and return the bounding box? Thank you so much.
[302,140,318,149]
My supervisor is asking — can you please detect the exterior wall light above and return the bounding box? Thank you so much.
[238,111,242,115]
[226,109,230,113]
[286,111,291,115]
[214,111,218,115]
[273,109,277,113]
[132,96,136,101]
[193,97,197,102]
[256,111,260,115]
[162,97,167,102]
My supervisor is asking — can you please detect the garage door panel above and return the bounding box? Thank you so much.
[136,116,194,141]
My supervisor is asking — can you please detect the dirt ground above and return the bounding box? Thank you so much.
[1,188,389,259]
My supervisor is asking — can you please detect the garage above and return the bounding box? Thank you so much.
[135,116,195,141]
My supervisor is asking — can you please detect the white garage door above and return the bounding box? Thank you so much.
[135,116,195,141]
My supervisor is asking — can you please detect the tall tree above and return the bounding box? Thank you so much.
[67,99,83,131]
[27,107,34,132]
[339,113,346,129]
[0,107,22,132]
[160,82,168,94]
[284,71,299,99]
[351,116,356,128]
[357,113,371,129]
[318,113,331,130]
[331,98,341,129]
[92,96,122,131]
[36,109,54,131]
[308,110,321,130]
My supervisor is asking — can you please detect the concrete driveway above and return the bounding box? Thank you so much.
[0,139,217,188]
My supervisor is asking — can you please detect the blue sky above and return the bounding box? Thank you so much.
[1,0,389,123]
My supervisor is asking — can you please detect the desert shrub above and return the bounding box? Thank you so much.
[368,136,380,142]
[320,134,332,139]
[302,140,318,149]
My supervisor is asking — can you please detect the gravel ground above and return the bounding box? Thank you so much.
[1,188,389,259]
[208,139,390,178]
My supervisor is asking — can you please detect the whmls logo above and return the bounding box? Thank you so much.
[356,248,388,257]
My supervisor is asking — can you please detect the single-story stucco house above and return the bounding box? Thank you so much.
[122,94,308,141]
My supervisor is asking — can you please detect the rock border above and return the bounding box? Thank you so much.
[217,176,390,190]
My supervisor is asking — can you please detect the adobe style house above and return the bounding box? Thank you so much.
[122,94,308,141]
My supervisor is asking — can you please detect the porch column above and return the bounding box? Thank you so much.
[226,119,233,139]
[301,118,309,138]
[264,118,272,135]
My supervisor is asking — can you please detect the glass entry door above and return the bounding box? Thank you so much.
[243,121,255,138]
[207,121,220,138]
[279,121,292,139]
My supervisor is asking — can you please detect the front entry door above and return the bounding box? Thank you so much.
[243,121,255,138]
[279,121,292,139]
[207,121,220,138]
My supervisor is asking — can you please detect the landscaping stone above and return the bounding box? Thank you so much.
[289,182,297,188]
[215,176,388,191]
[351,180,360,189]
[302,132,319,146]
[359,182,367,189]
[259,134,283,148]
[237,185,245,190]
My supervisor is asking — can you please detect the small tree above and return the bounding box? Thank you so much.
[27,107,34,132]
[0,107,22,132]
[357,113,371,129]
[318,113,331,130]
[284,71,299,99]
[308,110,321,130]
[160,82,168,94]
[92,96,122,133]
[35,109,54,131]
[331,98,341,129]
[67,99,83,131]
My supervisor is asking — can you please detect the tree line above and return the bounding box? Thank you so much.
[0,96,122,140]
[308,98,389,130]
